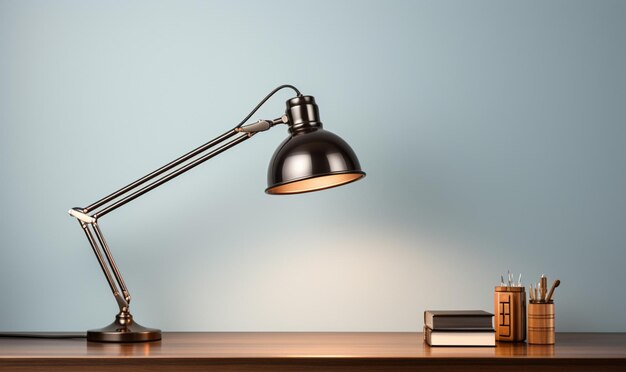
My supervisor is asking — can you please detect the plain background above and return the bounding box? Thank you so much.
[1,0,624,332]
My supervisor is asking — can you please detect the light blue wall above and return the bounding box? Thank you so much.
[1,0,624,332]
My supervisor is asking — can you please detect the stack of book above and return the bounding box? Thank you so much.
[423,310,495,346]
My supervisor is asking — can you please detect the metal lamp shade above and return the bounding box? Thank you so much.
[266,129,365,194]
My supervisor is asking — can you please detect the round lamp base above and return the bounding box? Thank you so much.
[87,314,161,343]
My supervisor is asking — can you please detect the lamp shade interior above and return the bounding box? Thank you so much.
[267,172,365,194]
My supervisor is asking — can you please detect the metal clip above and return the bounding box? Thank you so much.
[235,119,272,134]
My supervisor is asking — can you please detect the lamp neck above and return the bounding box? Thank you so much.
[285,95,323,134]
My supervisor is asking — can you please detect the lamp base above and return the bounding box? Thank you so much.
[87,311,161,343]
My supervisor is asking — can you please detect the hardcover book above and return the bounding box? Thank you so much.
[424,326,496,347]
[424,310,494,330]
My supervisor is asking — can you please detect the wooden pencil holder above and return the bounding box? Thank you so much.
[528,302,555,345]
[494,286,526,342]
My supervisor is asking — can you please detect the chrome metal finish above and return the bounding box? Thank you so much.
[79,221,128,311]
[87,311,161,343]
[93,223,131,304]
[71,127,252,343]
[84,129,238,213]
[285,95,323,134]
[267,129,365,189]
[266,96,365,194]
[94,133,250,218]
[71,129,251,344]
[275,115,289,125]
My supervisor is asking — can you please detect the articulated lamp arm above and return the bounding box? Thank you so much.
[67,84,364,342]
[68,119,285,313]
[67,86,296,334]
[78,83,300,218]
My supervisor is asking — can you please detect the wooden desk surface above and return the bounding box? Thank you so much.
[1,332,625,371]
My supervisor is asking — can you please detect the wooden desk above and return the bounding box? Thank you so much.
[1,332,625,371]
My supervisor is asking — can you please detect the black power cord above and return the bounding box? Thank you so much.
[235,84,302,128]
[0,332,86,339]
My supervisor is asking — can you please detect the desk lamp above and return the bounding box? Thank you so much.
[68,85,365,342]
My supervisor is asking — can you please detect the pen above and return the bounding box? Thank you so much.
[535,282,540,302]
[529,284,534,301]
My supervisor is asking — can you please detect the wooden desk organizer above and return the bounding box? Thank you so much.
[494,286,526,342]
[528,302,555,345]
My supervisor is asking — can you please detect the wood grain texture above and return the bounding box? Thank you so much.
[528,303,556,345]
[1,332,625,371]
